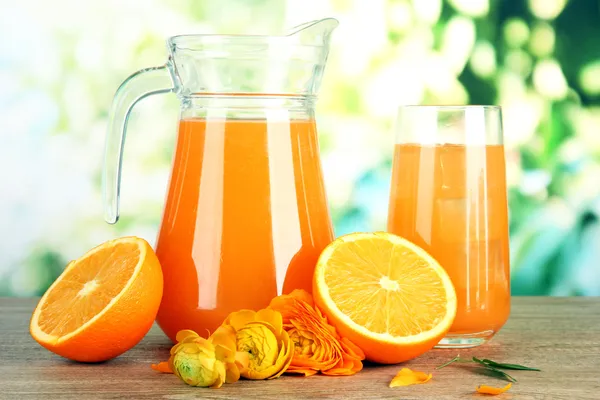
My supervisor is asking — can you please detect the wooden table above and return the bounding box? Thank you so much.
[1,298,599,399]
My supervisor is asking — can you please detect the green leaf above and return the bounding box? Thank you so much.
[474,365,518,382]
[435,355,460,370]
[472,358,517,382]
[480,358,541,371]
[436,356,539,382]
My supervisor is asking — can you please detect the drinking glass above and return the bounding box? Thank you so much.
[387,106,510,348]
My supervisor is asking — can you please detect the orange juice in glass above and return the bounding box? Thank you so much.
[387,106,510,347]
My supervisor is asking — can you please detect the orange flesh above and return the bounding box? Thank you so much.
[387,144,510,334]
[323,238,449,337]
[37,243,140,337]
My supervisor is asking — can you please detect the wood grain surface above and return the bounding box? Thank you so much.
[1,297,599,399]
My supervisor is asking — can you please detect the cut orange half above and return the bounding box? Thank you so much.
[313,232,457,364]
[30,237,163,362]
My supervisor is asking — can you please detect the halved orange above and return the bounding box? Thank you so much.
[313,232,457,364]
[30,237,163,362]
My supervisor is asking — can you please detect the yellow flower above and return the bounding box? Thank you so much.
[222,308,294,380]
[151,328,249,388]
[172,337,226,388]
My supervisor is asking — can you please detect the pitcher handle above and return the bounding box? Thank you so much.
[102,62,176,224]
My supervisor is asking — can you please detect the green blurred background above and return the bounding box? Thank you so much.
[1,0,599,296]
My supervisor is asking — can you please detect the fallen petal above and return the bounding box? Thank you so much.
[476,383,512,395]
[151,362,173,373]
[389,368,432,387]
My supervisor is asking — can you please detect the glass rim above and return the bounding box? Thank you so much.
[168,35,324,50]
[397,105,501,111]
[168,18,339,50]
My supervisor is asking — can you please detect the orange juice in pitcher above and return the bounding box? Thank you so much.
[155,118,332,337]
[103,19,338,341]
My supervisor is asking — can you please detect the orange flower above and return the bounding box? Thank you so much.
[389,368,432,387]
[268,289,365,376]
[476,383,512,395]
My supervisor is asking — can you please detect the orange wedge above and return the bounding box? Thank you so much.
[30,237,163,362]
[313,232,456,364]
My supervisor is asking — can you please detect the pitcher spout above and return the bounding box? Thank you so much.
[287,18,339,47]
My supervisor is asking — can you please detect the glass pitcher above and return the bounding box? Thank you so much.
[103,19,338,341]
